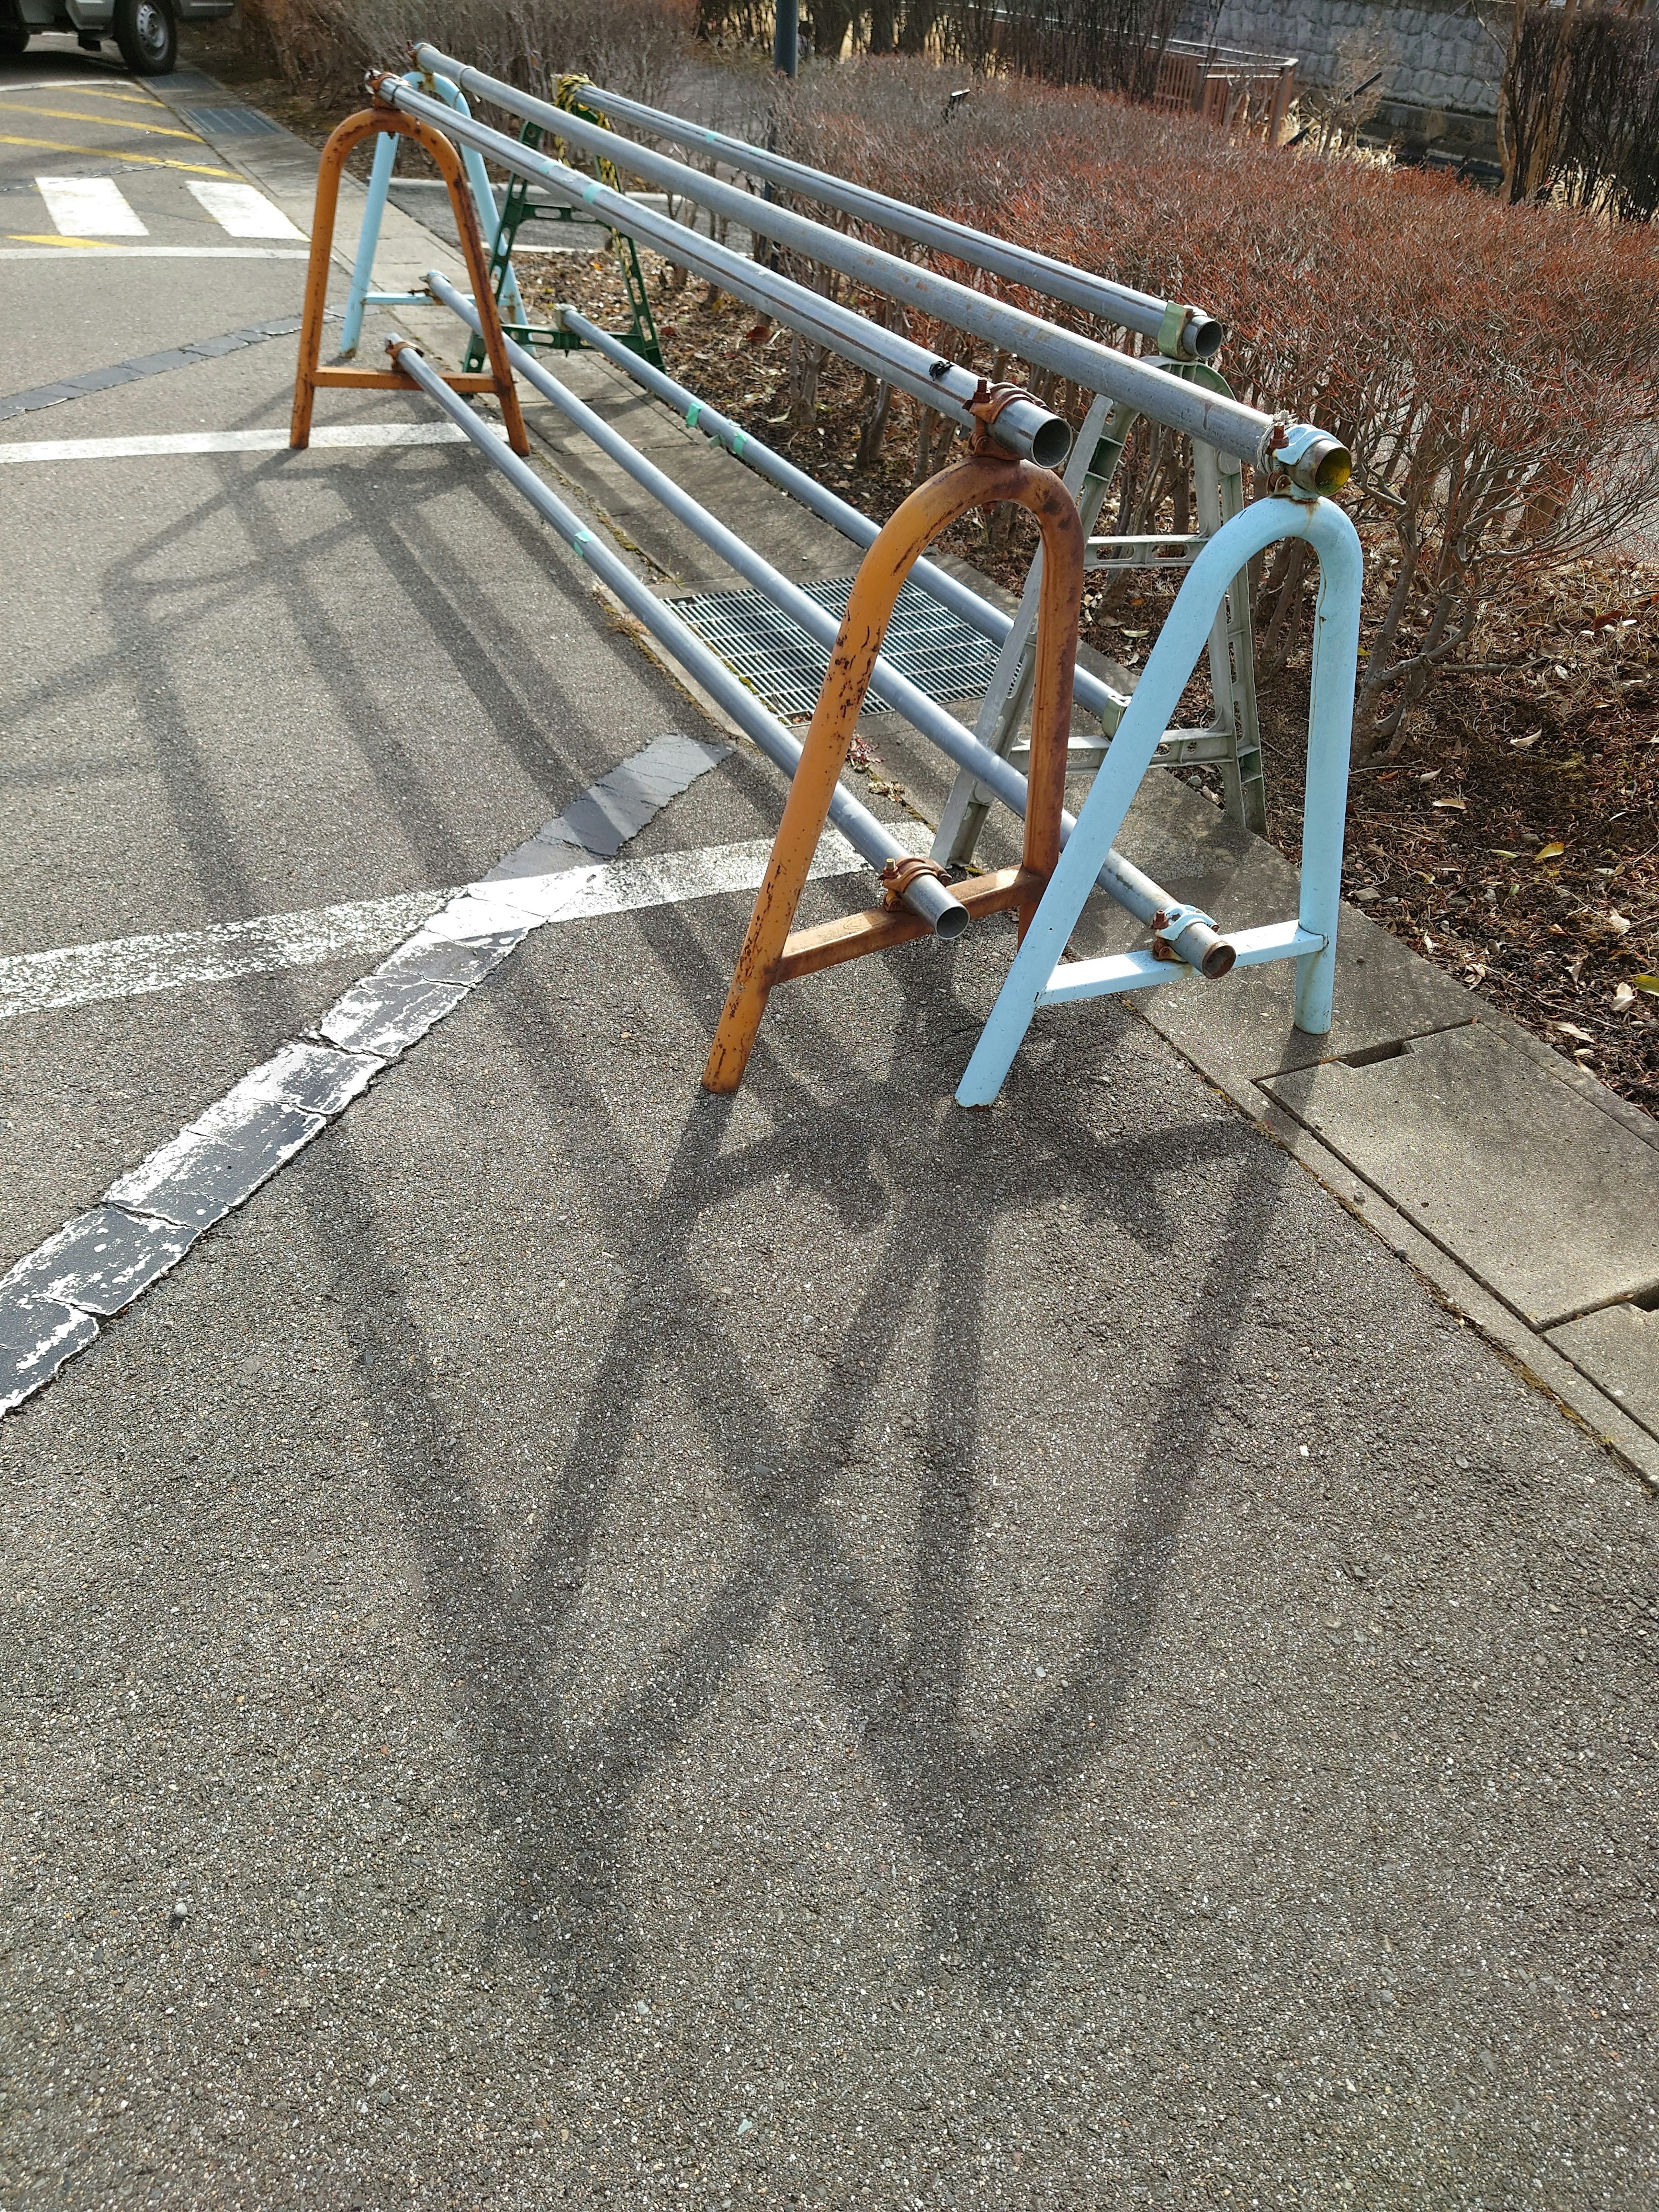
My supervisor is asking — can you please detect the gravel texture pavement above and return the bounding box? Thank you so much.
[3,43,1656,2209]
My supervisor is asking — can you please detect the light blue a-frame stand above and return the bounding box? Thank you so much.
[340,70,525,358]
[958,485,1364,1107]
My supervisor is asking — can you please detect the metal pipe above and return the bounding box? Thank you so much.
[703,450,1084,1093]
[404,51,1345,485]
[384,334,965,938]
[772,0,797,77]
[491,69,1223,362]
[373,74,1068,468]
[435,274,1036,810]
[556,301,1129,729]
[427,273,1229,978]
[556,310,1234,965]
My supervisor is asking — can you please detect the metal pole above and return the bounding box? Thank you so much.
[340,71,524,358]
[340,127,398,357]
[403,52,1347,485]
[428,274,1232,977]
[382,335,965,938]
[484,70,1224,361]
[772,0,798,77]
[374,75,1070,468]
[557,305,1105,697]
[702,451,1084,1094]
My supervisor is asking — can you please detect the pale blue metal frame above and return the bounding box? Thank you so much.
[957,491,1364,1109]
[339,70,524,358]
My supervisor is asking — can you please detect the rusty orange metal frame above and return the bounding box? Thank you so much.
[702,453,1084,1095]
[289,88,529,456]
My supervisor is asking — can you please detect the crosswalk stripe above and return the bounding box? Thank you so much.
[0,245,310,259]
[185,178,303,239]
[36,175,146,236]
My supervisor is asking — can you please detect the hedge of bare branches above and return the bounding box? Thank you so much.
[768,60,1659,758]
[237,0,693,107]
[1500,0,1659,219]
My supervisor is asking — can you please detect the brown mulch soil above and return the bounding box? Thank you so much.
[519,246,1659,1114]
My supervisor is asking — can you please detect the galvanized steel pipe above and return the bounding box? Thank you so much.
[556,302,1130,728]
[427,275,1231,979]
[403,50,1344,485]
[462,66,1224,361]
[549,303,1229,973]
[384,334,966,938]
[372,74,1068,468]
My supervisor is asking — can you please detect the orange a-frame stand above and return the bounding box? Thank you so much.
[702,451,1084,1094]
[289,87,529,455]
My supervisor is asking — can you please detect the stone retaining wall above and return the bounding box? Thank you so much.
[1185,0,1507,118]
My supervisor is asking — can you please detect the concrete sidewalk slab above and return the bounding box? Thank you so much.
[1547,1301,1659,1431]
[1262,1020,1659,1331]
[1065,769,1483,1077]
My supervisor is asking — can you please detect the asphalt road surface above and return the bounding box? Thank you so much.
[2,36,1656,2212]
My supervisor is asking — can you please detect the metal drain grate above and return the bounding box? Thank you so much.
[670,574,1001,722]
[179,106,284,137]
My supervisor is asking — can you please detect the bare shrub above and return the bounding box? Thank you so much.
[1292,28,1394,156]
[693,0,1185,85]
[238,0,694,106]
[1500,0,1659,218]
[781,58,1659,756]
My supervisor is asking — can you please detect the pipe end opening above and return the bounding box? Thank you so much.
[933,903,971,942]
[1185,315,1226,361]
[1029,416,1073,472]
[1314,444,1354,495]
[1200,942,1237,980]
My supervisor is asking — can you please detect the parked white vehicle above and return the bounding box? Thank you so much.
[0,0,234,76]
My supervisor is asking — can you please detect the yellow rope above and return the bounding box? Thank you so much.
[551,73,623,198]
[550,72,626,262]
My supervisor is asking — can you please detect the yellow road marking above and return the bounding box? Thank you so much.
[0,103,204,141]
[10,84,165,104]
[6,232,118,246]
[0,135,235,176]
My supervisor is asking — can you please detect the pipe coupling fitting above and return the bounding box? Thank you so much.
[965,378,1045,458]
[1157,301,1226,362]
[1262,420,1353,499]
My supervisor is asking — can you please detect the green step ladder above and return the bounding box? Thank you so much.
[463,83,661,376]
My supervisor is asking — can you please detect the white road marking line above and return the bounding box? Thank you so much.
[35,173,147,235]
[0,892,444,1019]
[0,422,507,464]
[0,724,923,1415]
[185,177,303,239]
[0,830,895,1020]
[0,245,311,259]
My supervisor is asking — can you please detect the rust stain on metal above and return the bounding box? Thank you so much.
[702,450,1084,1094]
[878,855,952,911]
